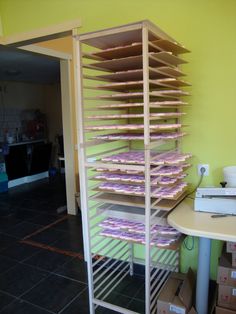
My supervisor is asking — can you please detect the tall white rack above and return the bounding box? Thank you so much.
[75,20,190,314]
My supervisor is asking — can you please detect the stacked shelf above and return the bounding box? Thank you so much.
[75,20,190,314]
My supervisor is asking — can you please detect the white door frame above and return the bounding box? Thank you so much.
[0,21,80,215]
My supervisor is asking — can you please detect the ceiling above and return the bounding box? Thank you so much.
[0,45,60,84]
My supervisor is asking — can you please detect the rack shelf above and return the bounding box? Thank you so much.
[75,20,190,314]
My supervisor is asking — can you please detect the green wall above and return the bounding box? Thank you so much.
[1,0,236,278]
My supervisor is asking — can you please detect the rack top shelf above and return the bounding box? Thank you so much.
[78,20,181,49]
[83,42,189,61]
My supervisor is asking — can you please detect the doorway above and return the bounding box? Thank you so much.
[0,39,77,215]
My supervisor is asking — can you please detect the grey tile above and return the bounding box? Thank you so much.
[55,258,87,283]
[22,274,86,313]
[128,299,145,313]
[4,221,41,239]
[0,299,53,314]
[28,213,61,226]
[30,227,66,245]
[0,242,41,262]
[0,233,17,252]
[0,263,47,297]
[0,291,15,310]
[24,249,73,272]
[59,289,89,314]
[0,255,17,274]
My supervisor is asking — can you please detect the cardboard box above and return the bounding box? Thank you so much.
[216,305,236,314]
[227,242,236,254]
[233,254,236,268]
[218,284,236,310]
[217,252,236,287]
[157,268,195,314]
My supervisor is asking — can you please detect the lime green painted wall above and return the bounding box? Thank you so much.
[1,0,236,185]
[1,0,236,279]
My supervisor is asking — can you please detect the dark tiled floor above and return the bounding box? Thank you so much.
[0,176,144,313]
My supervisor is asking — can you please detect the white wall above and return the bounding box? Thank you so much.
[0,81,62,156]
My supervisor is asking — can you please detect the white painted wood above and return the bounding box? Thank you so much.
[73,30,95,313]
[19,44,72,60]
[60,59,77,215]
[8,172,49,188]
[0,18,81,46]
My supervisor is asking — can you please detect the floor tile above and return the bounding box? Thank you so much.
[24,249,73,272]
[59,289,89,314]
[0,255,18,274]
[4,221,42,239]
[30,227,66,245]
[128,299,145,313]
[0,291,15,310]
[0,263,47,297]
[0,242,41,262]
[0,233,17,252]
[52,232,84,254]
[0,299,53,314]
[22,274,86,313]
[55,258,87,283]
[112,275,144,299]
[16,199,45,211]
[104,291,133,309]
[14,208,41,220]
[96,307,118,314]
[28,213,62,226]
[54,216,82,232]
[0,217,23,232]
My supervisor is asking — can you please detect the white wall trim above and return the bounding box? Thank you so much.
[0,18,81,46]
[8,171,49,188]
[19,44,72,60]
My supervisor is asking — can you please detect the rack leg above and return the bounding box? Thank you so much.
[129,243,134,276]
[196,237,211,314]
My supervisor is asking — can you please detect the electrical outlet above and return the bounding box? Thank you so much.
[197,164,209,176]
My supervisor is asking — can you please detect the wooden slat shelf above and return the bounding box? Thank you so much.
[85,93,176,101]
[91,191,187,211]
[85,90,189,101]
[94,168,188,178]
[93,184,188,201]
[98,232,184,251]
[96,100,188,109]
[152,39,190,54]
[83,41,188,61]
[85,123,182,131]
[92,132,187,141]
[86,66,185,83]
[97,203,168,223]
[84,52,186,73]
[86,112,186,120]
[91,174,183,187]
[85,79,190,92]
[83,42,159,60]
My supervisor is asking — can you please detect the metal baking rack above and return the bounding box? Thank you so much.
[74,20,190,314]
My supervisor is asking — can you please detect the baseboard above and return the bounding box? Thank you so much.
[8,171,49,188]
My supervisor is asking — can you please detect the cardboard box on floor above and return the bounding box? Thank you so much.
[217,251,236,287]
[227,242,236,254]
[157,268,196,314]
[218,284,236,310]
[215,305,236,314]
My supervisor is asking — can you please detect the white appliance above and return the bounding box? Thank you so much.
[194,187,236,215]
